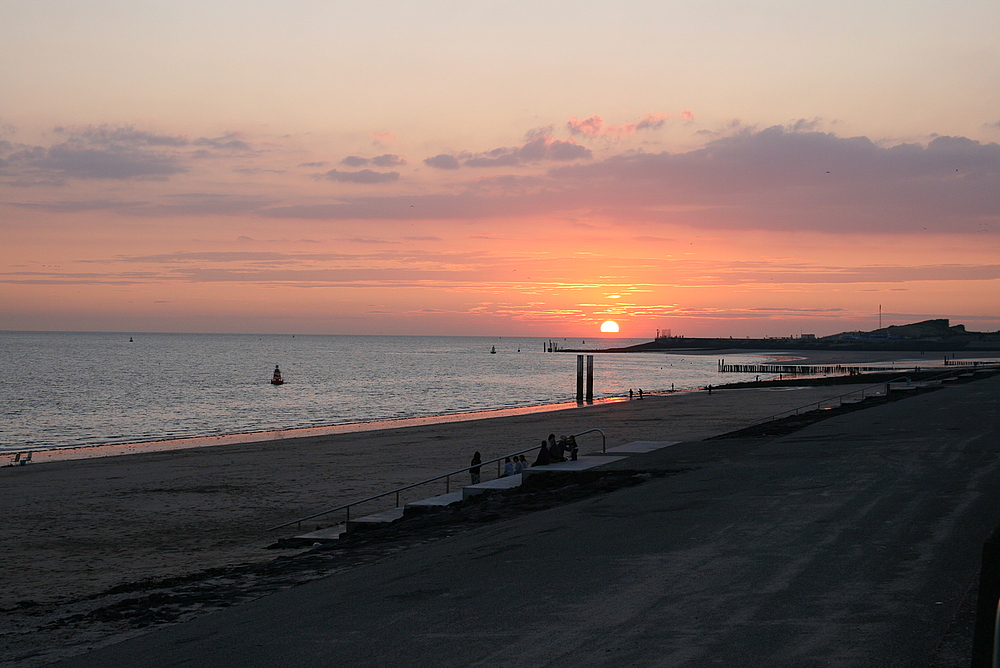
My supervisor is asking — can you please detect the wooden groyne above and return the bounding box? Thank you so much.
[718,361,915,375]
[718,359,995,375]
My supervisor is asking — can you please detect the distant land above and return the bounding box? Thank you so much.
[588,319,1000,353]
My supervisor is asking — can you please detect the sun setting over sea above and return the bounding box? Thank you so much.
[4,5,1000,665]
[1,2,998,338]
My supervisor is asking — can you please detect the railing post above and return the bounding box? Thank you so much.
[577,355,584,403]
[446,474,450,494]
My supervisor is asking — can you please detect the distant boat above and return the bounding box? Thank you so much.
[490,346,496,354]
[270,365,284,385]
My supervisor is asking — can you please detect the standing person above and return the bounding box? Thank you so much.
[470,451,482,484]
[638,388,643,400]
[629,389,634,400]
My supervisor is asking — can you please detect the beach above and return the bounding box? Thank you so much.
[2,383,874,606]
[36,369,998,668]
[1,356,992,666]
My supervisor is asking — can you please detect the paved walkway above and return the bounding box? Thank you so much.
[50,375,1000,667]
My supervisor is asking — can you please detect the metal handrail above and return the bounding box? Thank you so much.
[573,428,606,453]
[267,427,606,532]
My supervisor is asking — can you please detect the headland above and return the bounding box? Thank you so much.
[571,318,1000,354]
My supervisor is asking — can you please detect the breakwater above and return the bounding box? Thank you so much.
[717,360,918,375]
[718,358,996,375]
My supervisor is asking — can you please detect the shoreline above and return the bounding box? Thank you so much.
[4,398,619,465]
[3,369,993,666]
[8,348,991,465]
[0,380,903,602]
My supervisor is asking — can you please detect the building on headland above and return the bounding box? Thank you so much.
[568,319,1000,354]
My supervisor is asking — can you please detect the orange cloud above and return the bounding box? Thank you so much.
[566,115,605,137]
[566,112,685,139]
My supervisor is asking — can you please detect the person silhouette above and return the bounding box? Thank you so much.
[470,451,482,484]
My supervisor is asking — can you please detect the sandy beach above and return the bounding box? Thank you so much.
[1,381,884,607]
[1,356,991,666]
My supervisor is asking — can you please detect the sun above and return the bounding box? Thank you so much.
[600,320,620,333]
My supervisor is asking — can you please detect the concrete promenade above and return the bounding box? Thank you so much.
[51,374,1000,667]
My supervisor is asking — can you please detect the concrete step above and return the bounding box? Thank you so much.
[294,525,347,542]
[405,491,465,510]
[521,456,627,479]
[888,383,919,390]
[346,507,405,532]
[603,440,680,454]
[463,473,523,500]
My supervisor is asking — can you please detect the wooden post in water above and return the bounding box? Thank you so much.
[576,355,584,403]
[586,355,594,403]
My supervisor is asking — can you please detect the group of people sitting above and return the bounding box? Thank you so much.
[499,454,530,477]
[469,433,580,483]
[531,433,578,467]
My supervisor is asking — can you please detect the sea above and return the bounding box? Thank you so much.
[0,331,777,455]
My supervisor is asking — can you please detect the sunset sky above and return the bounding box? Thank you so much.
[2,0,998,338]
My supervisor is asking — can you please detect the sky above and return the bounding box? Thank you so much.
[2,0,999,338]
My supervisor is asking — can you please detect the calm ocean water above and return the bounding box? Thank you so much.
[0,332,773,453]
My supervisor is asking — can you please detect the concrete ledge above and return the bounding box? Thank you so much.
[603,440,681,454]
[405,491,465,510]
[521,456,627,479]
[346,507,405,532]
[294,525,346,542]
[462,473,523,500]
